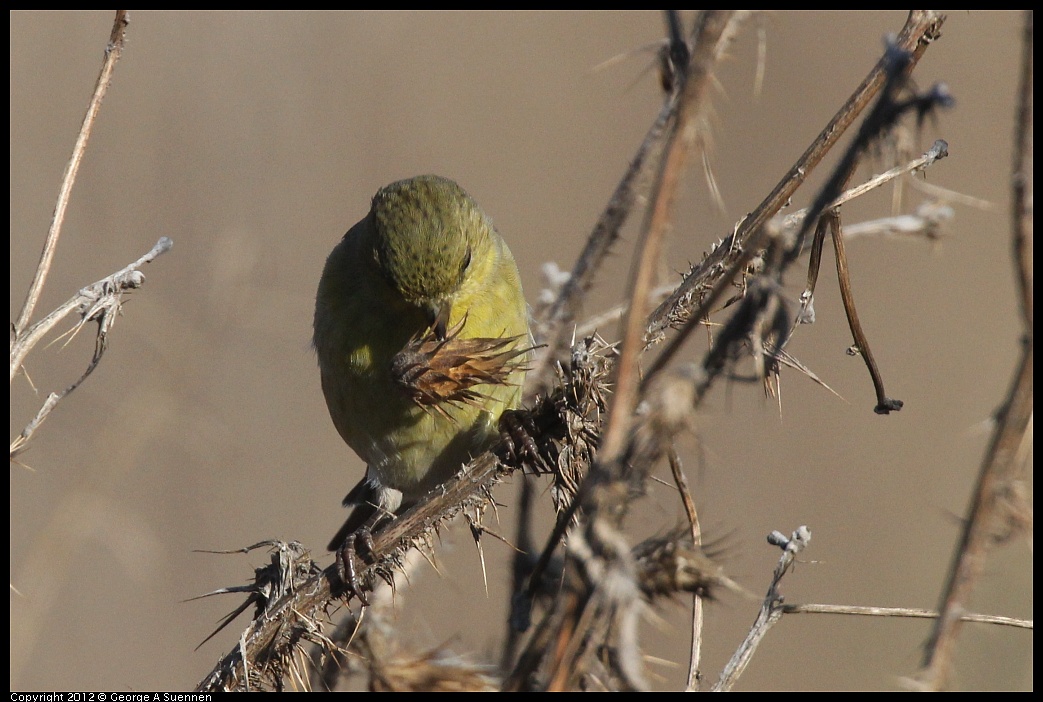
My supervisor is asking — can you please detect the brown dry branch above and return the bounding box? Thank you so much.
[643,27,952,410]
[526,50,681,396]
[12,10,129,339]
[11,10,1030,694]
[553,179,951,349]
[916,9,1034,691]
[782,44,953,414]
[197,332,614,692]
[601,10,743,471]
[9,12,169,462]
[506,12,957,692]
[195,10,1026,693]
[644,11,947,351]
[668,448,704,691]
[507,10,746,624]
[502,13,746,691]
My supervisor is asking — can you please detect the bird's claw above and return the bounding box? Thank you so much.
[499,409,549,473]
[334,527,376,605]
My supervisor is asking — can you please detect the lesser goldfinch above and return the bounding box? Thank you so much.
[314,175,529,581]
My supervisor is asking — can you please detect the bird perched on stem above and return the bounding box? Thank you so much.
[313,175,530,598]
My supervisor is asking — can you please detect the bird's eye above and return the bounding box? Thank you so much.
[461,247,472,273]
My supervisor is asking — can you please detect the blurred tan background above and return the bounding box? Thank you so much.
[10,11,1031,691]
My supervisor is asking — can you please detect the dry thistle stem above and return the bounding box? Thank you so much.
[188,540,323,651]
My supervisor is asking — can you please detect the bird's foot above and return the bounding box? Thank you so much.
[334,527,376,605]
[499,408,549,473]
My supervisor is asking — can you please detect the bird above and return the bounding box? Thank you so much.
[313,174,530,595]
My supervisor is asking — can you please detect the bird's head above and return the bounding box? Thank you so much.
[370,175,492,339]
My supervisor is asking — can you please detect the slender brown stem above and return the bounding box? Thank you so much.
[601,10,738,468]
[668,448,703,691]
[1011,11,1034,330]
[799,216,830,322]
[645,11,946,346]
[12,11,129,339]
[829,211,903,414]
[919,9,1034,689]
[527,93,678,397]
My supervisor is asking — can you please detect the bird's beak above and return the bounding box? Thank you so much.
[425,300,452,341]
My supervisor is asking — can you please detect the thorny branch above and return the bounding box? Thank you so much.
[196,335,614,692]
[644,11,946,351]
[917,9,1034,691]
[11,12,173,459]
[194,11,985,693]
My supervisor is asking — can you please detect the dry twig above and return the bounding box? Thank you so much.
[917,9,1034,690]
[10,237,173,458]
[12,10,129,339]
[712,526,811,692]
[195,11,989,693]
[9,12,176,459]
